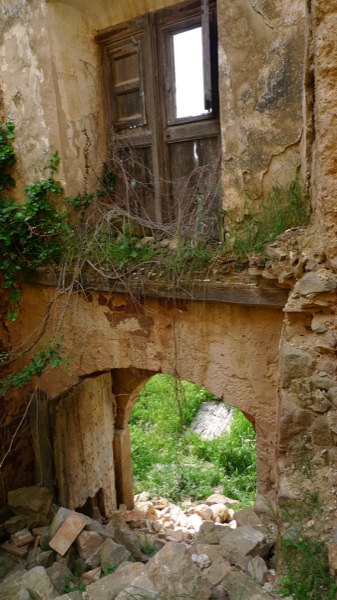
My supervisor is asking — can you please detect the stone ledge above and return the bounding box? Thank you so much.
[30,268,289,309]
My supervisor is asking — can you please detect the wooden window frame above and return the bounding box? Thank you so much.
[96,0,220,227]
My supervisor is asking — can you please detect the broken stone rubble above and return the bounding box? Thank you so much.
[0,485,290,599]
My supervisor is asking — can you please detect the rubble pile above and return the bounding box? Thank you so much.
[0,486,283,599]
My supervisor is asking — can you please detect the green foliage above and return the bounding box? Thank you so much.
[130,374,256,504]
[230,176,310,259]
[61,571,74,594]
[119,595,194,600]
[0,121,16,190]
[0,151,71,291]
[138,535,159,556]
[61,570,86,594]
[276,491,336,600]
[101,564,117,577]
[278,536,337,599]
[65,191,93,212]
[0,339,65,395]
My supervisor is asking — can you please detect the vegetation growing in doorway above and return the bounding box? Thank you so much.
[129,374,256,505]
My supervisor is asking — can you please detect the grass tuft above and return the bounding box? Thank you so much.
[230,176,310,259]
[278,535,337,599]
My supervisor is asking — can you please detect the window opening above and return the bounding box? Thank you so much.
[172,27,208,119]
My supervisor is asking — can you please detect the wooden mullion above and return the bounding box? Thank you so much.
[201,0,212,111]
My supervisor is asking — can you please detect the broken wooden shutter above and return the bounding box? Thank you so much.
[97,16,162,223]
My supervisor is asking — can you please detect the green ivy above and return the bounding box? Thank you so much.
[0,339,65,396]
[0,121,16,190]
[0,124,73,321]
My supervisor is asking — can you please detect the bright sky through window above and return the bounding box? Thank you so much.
[173,27,208,119]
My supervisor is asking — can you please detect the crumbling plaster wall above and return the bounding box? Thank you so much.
[218,0,308,214]
[1,0,308,203]
[10,282,284,506]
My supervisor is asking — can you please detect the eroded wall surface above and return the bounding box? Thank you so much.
[1,0,308,203]
[9,283,283,505]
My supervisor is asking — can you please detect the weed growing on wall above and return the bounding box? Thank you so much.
[0,122,311,313]
[278,535,336,599]
[229,176,310,261]
[129,374,256,504]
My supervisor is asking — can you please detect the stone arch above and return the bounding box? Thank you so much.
[18,285,284,515]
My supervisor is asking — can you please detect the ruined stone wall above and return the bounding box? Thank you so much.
[1,0,337,536]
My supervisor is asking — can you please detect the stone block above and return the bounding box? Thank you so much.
[81,566,101,584]
[75,529,103,559]
[247,555,268,584]
[197,521,232,545]
[222,570,274,599]
[211,503,229,523]
[82,562,146,600]
[86,537,131,570]
[311,415,332,446]
[295,272,336,296]
[0,565,58,599]
[49,512,87,556]
[0,555,17,579]
[280,345,309,388]
[5,515,26,534]
[234,508,265,529]
[11,528,34,547]
[195,543,232,586]
[327,541,337,578]
[219,525,269,564]
[37,549,56,568]
[206,495,240,507]
[146,541,212,599]
[1,541,30,557]
[279,408,313,448]
[8,486,52,529]
[47,562,73,594]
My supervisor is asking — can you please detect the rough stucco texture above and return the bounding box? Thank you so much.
[11,284,283,497]
[218,0,306,211]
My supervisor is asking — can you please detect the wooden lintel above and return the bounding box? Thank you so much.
[31,268,289,309]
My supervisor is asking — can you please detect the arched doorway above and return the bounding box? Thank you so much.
[112,368,259,511]
[129,373,257,506]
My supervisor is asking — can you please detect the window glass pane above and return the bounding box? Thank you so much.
[173,27,208,119]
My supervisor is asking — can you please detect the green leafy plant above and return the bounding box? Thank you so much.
[276,489,336,600]
[0,151,71,292]
[0,339,65,395]
[61,571,74,594]
[120,593,194,599]
[77,582,87,592]
[0,121,16,190]
[137,535,159,557]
